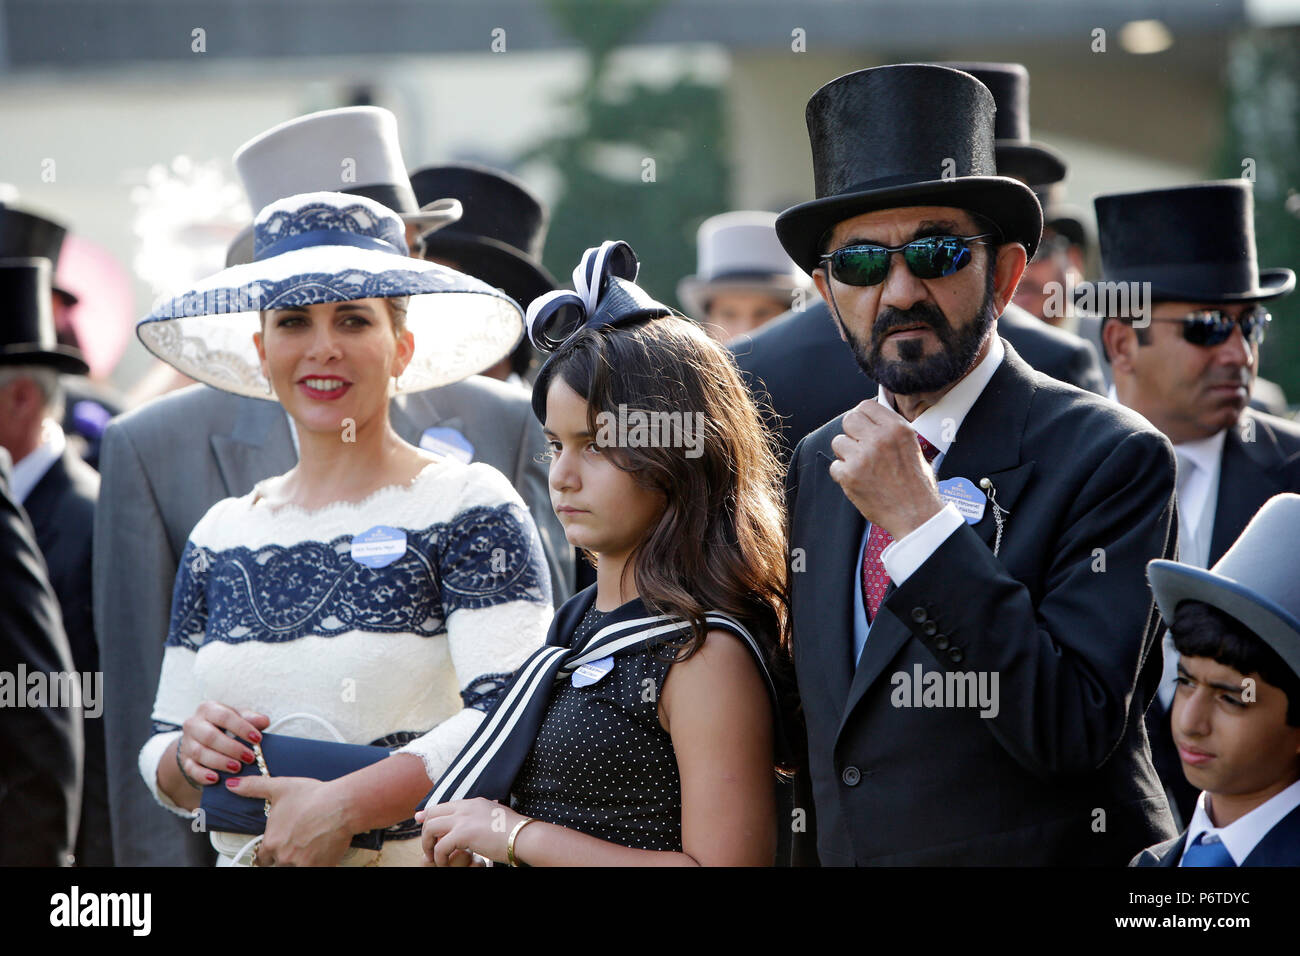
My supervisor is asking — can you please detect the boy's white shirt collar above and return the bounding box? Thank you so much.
[876,332,1004,454]
[1182,777,1300,865]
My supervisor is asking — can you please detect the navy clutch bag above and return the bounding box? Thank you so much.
[199,732,398,851]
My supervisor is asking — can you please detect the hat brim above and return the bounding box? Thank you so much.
[0,344,89,376]
[402,197,463,231]
[1074,267,1296,312]
[1042,204,1090,249]
[1148,559,1300,679]
[137,244,523,400]
[676,275,801,319]
[995,141,1068,189]
[776,176,1043,275]
[420,233,557,306]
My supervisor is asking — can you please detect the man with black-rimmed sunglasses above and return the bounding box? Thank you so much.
[775,63,1179,866]
[1095,180,1300,827]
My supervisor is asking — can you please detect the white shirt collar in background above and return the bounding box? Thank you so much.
[11,417,65,504]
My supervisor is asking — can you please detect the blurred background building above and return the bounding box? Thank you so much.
[3,0,1299,401]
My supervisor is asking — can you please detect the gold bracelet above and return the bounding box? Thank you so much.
[507,817,537,867]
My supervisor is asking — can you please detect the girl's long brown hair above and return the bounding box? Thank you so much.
[536,316,790,675]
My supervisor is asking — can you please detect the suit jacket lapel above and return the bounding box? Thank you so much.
[798,432,861,710]
[391,392,456,447]
[1209,412,1288,564]
[210,397,296,497]
[1241,802,1300,866]
[837,340,1040,728]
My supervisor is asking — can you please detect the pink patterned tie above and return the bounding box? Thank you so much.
[862,433,940,622]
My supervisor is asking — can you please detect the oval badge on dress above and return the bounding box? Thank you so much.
[572,656,615,688]
[351,525,407,569]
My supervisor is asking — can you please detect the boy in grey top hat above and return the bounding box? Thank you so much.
[1133,493,1300,866]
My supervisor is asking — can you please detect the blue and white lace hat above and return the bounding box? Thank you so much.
[137,191,524,399]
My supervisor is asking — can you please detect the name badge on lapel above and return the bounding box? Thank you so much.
[420,427,474,464]
[351,525,407,569]
[572,656,615,688]
[937,477,986,525]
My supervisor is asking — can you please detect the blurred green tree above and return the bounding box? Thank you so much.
[1214,27,1300,407]
[518,0,729,309]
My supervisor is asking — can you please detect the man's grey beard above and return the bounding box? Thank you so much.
[832,267,998,395]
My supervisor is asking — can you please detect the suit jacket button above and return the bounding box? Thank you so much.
[911,607,927,623]
[923,621,937,635]
[935,635,950,650]
[841,766,861,786]
[948,648,964,663]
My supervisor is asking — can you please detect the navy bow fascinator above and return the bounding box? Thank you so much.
[528,240,673,421]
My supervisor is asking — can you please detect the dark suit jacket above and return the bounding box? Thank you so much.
[24,448,113,866]
[0,449,82,866]
[1131,802,1300,866]
[731,300,1106,459]
[786,341,1178,865]
[1147,408,1300,826]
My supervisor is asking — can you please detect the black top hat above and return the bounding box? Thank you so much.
[1034,186,1090,251]
[943,63,1067,188]
[776,64,1043,274]
[1093,180,1294,303]
[0,258,89,375]
[0,206,79,305]
[410,163,558,307]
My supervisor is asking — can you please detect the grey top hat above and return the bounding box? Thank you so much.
[1148,493,1300,680]
[677,210,806,318]
[230,106,462,261]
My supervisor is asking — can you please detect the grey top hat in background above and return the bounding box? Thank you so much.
[1092,180,1295,305]
[0,256,89,375]
[677,210,806,318]
[225,106,463,266]
[776,63,1043,275]
[1148,493,1300,680]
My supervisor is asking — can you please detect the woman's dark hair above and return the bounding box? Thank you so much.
[1171,600,1300,726]
[535,315,790,671]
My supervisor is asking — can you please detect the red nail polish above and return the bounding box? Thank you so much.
[228,760,241,772]
[242,751,256,763]
[249,730,262,743]
[207,771,218,783]
[226,778,240,788]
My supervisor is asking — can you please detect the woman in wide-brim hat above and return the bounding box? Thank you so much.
[136,191,555,867]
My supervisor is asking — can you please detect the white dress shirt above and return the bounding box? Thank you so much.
[850,335,1005,665]
[10,417,65,504]
[1180,777,1300,866]
[1156,429,1227,709]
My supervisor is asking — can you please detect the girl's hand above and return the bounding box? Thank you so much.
[231,776,353,867]
[178,701,269,786]
[415,798,525,866]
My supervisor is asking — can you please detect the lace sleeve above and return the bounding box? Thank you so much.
[394,493,553,784]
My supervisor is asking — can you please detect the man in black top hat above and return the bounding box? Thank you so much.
[0,205,122,467]
[410,162,558,387]
[1096,180,1300,826]
[0,257,109,865]
[732,62,1103,460]
[778,63,1177,865]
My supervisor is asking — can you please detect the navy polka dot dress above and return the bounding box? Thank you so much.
[511,604,689,852]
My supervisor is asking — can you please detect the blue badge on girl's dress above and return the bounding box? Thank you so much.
[351,525,407,568]
[420,427,474,464]
[937,477,987,525]
[572,656,615,688]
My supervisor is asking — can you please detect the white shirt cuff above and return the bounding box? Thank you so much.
[880,503,964,586]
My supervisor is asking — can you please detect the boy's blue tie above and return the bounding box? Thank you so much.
[1181,833,1236,867]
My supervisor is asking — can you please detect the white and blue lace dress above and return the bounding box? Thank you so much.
[138,459,553,865]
